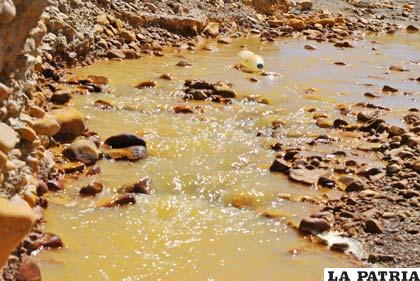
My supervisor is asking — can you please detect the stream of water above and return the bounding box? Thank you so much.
[36,32,419,280]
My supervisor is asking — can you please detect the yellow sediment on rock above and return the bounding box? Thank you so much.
[0,196,36,268]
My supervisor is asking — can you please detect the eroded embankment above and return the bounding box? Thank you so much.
[0,0,419,280]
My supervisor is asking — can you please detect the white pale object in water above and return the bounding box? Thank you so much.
[238,50,265,72]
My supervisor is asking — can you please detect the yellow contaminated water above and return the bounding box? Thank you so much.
[36,33,419,280]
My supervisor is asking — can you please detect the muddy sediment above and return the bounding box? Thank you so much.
[0,0,419,279]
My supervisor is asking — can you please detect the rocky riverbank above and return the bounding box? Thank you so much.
[0,0,419,279]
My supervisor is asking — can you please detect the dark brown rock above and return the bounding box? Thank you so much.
[38,232,64,249]
[79,182,104,197]
[135,80,157,89]
[270,158,291,174]
[50,90,72,105]
[365,219,383,234]
[330,242,349,252]
[47,180,64,192]
[388,126,406,137]
[368,254,394,263]
[119,178,154,194]
[174,105,194,114]
[299,218,331,234]
[317,176,336,188]
[104,133,146,148]
[213,82,236,98]
[106,49,126,59]
[99,194,136,208]
[94,100,114,110]
[63,139,99,165]
[16,257,41,281]
[382,85,398,93]
[406,25,418,32]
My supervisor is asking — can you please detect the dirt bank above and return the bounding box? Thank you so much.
[0,0,419,279]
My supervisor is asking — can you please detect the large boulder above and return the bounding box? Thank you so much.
[52,108,86,140]
[0,197,36,268]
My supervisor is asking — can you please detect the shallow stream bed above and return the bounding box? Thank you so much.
[36,32,419,280]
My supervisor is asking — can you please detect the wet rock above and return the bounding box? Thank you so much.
[159,74,174,80]
[99,194,136,208]
[119,178,154,194]
[176,60,192,67]
[330,242,349,252]
[365,219,383,234]
[63,139,99,165]
[334,41,353,48]
[382,85,398,93]
[289,169,326,185]
[57,162,86,174]
[85,165,101,176]
[316,118,334,128]
[52,108,86,140]
[333,119,349,128]
[32,116,60,137]
[230,194,254,209]
[364,92,380,98]
[339,176,365,192]
[0,197,35,268]
[104,133,146,148]
[105,146,148,161]
[38,232,64,249]
[47,180,64,192]
[317,176,336,188]
[51,90,72,105]
[135,80,157,89]
[217,37,232,44]
[79,182,104,197]
[389,66,408,72]
[270,158,291,174]
[0,123,18,153]
[106,49,126,59]
[388,126,405,137]
[36,181,48,196]
[360,118,385,132]
[16,257,41,281]
[87,75,109,85]
[304,44,316,50]
[174,105,194,114]
[406,25,418,32]
[334,62,347,66]
[94,99,114,110]
[185,89,209,100]
[299,218,331,234]
[213,81,236,98]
